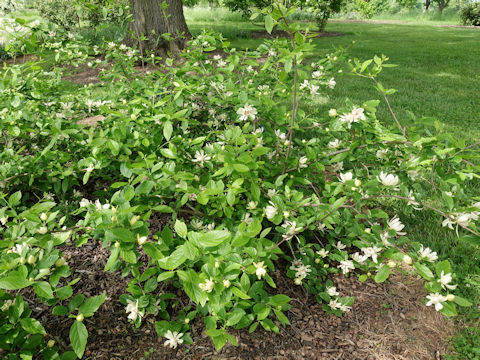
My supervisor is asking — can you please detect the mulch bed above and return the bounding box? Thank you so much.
[19,224,453,360]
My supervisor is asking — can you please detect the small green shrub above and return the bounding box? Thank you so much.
[460,2,480,26]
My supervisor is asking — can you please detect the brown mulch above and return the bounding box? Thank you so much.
[2,54,38,66]
[250,30,345,39]
[20,221,453,360]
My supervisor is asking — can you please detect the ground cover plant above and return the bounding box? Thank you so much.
[1,1,480,359]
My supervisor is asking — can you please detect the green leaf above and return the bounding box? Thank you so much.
[0,272,31,290]
[104,247,120,271]
[226,308,246,327]
[231,286,251,300]
[414,263,434,281]
[33,281,54,299]
[70,321,88,358]
[453,296,472,307]
[274,309,290,326]
[8,191,22,206]
[174,219,188,239]
[163,120,173,141]
[265,15,274,34]
[20,318,46,335]
[253,303,270,321]
[78,293,105,317]
[157,246,187,270]
[233,164,249,173]
[160,148,176,159]
[374,265,390,283]
[268,294,291,307]
[52,305,69,315]
[198,230,230,248]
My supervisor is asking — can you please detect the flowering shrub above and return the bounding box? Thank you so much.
[1,1,479,357]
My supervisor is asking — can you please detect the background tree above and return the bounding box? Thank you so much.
[128,0,191,56]
[297,0,345,32]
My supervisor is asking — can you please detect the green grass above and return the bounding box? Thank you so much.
[187,16,480,141]
[185,9,480,357]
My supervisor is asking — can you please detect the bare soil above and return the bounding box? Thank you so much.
[22,227,453,360]
[250,30,345,39]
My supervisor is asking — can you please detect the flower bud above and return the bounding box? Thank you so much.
[403,254,412,265]
[114,241,120,248]
[40,213,48,221]
[328,109,337,117]
[76,314,84,322]
[387,261,396,268]
[214,261,220,269]
[364,228,371,234]
[27,255,36,265]
[137,235,147,246]
[38,226,48,235]
[223,279,231,288]
[315,258,320,264]
[55,258,66,267]
[29,277,34,282]
[184,318,190,324]
[446,294,455,301]
[294,278,302,285]
[129,215,140,226]
[130,114,137,120]
[47,340,55,348]
[20,257,26,264]
[355,179,362,187]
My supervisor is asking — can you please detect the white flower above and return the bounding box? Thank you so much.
[268,48,277,57]
[309,84,320,96]
[11,242,29,255]
[329,299,341,310]
[125,299,143,321]
[328,139,341,149]
[361,246,382,263]
[438,271,457,290]
[1,216,8,225]
[339,303,351,312]
[425,293,447,311]
[40,213,48,222]
[327,77,336,89]
[377,171,399,187]
[327,286,339,297]
[339,259,354,274]
[190,219,203,230]
[192,150,211,167]
[351,107,366,121]
[332,162,344,172]
[388,216,406,235]
[294,264,311,280]
[312,70,324,79]
[253,261,267,279]
[376,149,389,159]
[164,330,184,349]
[223,279,231,288]
[317,249,329,258]
[242,212,253,225]
[38,226,48,235]
[299,80,310,90]
[247,201,258,210]
[265,202,278,220]
[328,109,337,117]
[267,189,277,198]
[199,278,215,293]
[282,221,303,241]
[351,252,367,264]
[418,246,438,262]
[237,103,257,121]
[338,172,353,183]
[298,156,308,169]
[274,130,287,142]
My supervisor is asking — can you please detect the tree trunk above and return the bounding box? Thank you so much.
[424,0,430,11]
[127,0,191,57]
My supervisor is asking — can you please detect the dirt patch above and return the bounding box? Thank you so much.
[2,54,38,66]
[250,30,345,39]
[77,115,106,126]
[19,236,454,360]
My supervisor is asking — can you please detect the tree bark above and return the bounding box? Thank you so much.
[127,0,191,57]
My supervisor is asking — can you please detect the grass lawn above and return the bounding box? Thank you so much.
[186,9,480,356]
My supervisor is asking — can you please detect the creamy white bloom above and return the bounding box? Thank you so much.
[339,304,351,312]
[317,248,329,258]
[332,162,344,172]
[418,245,438,262]
[253,261,267,279]
[247,201,258,210]
[190,219,203,230]
[351,107,366,121]
[265,202,278,220]
[282,221,303,241]
[11,242,29,255]
[237,104,257,121]
[438,271,457,290]
[1,300,14,312]
[309,84,320,96]
[336,241,347,250]
[377,171,399,187]
[361,246,382,263]
[328,139,341,149]
[86,165,94,173]
[376,149,389,159]
[388,216,406,235]
[192,150,211,167]
[1,216,8,225]
[329,299,341,310]
[426,293,447,311]
[125,299,143,321]
[312,70,324,79]
[299,80,310,90]
[339,260,354,274]
[40,213,48,222]
[326,286,339,297]
[352,252,367,264]
[38,226,48,235]
[164,330,184,349]
[327,77,336,89]
[267,189,277,198]
[199,278,215,293]
[328,108,338,117]
[294,264,311,280]
[338,172,353,183]
[298,156,308,169]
